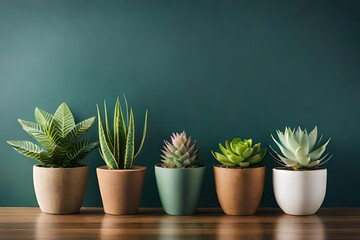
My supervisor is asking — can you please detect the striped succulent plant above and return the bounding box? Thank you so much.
[7,103,98,167]
[97,96,148,169]
[160,131,200,168]
[212,138,267,167]
[270,126,332,170]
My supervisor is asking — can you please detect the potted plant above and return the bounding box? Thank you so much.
[155,131,205,215]
[212,137,267,215]
[96,96,148,215]
[270,126,332,215]
[7,103,98,214]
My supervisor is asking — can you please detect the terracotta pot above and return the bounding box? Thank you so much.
[273,168,327,215]
[33,165,89,214]
[155,165,205,215]
[97,165,146,215]
[213,165,265,215]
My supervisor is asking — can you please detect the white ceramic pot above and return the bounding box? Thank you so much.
[273,168,327,215]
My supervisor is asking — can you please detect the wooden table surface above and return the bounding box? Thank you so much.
[0,208,359,239]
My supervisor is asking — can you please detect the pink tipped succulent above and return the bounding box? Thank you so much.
[161,131,200,168]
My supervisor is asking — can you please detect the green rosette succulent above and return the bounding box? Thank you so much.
[212,138,266,167]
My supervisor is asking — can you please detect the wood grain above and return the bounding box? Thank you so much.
[0,208,359,239]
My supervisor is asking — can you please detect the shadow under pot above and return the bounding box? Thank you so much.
[97,165,146,215]
[213,165,265,215]
[155,165,205,215]
[273,167,327,215]
[33,165,89,214]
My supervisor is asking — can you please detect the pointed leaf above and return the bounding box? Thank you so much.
[64,117,95,143]
[18,119,55,151]
[242,147,254,159]
[179,152,190,162]
[53,103,75,138]
[230,139,239,153]
[227,153,244,164]
[225,140,237,154]
[97,105,118,169]
[211,151,236,167]
[123,94,129,127]
[271,134,297,161]
[284,128,299,151]
[308,126,318,151]
[124,109,135,169]
[103,100,114,151]
[251,143,261,154]
[114,97,127,167]
[219,143,230,156]
[35,107,53,133]
[235,144,247,155]
[309,138,331,160]
[275,152,297,167]
[269,145,297,167]
[68,141,98,161]
[7,140,43,161]
[134,110,148,159]
[247,149,266,165]
[244,139,252,147]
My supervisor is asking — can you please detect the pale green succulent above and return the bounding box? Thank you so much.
[211,138,267,167]
[97,96,148,170]
[270,126,332,170]
[160,131,200,168]
[7,103,98,168]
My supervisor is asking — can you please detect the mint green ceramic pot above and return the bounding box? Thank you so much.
[155,165,206,215]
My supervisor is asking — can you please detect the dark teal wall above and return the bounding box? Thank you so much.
[1,0,359,207]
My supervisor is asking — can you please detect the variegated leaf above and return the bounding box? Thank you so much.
[124,110,135,169]
[18,119,55,151]
[53,103,75,138]
[7,140,43,161]
[97,105,118,169]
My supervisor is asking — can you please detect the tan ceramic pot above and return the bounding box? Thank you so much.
[33,165,89,214]
[97,165,146,215]
[213,165,265,215]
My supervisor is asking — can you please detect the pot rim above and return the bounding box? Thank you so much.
[273,167,326,172]
[34,164,88,169]
[97,165,146,172]
[213,164,265,170]
[155,164,206,170]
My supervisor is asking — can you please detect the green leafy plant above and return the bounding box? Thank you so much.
[7,103,98,167]
[211,138,266,167]
[160,131,200,168]
[270,126,332,170]
[97,96,148,169]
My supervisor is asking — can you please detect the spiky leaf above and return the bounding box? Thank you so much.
[134,110,148,159]
[124,109,135,169]
[97,105,118,169]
